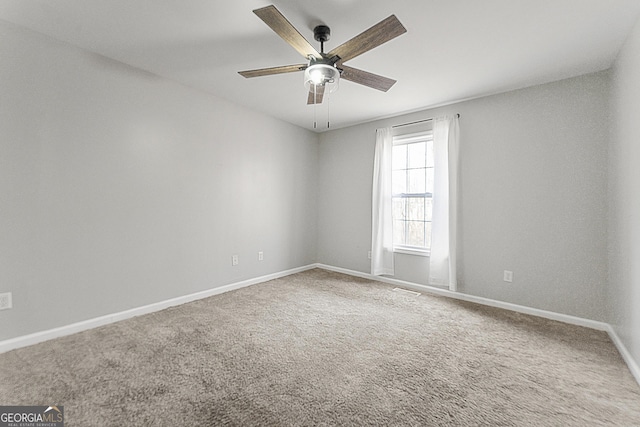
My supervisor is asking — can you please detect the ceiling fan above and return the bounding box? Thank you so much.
[238,5,407,105]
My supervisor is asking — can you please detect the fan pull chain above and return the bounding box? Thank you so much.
[313,84,317,129]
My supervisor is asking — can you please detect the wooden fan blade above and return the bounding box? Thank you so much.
[328,15,406,64]
[340,65,396,92]
[239,64,307,78]
[254,5,322,60]
[307,85,325,104]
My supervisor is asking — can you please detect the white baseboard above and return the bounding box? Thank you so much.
[315,263,609,330]
[604,324,640,386]
[3,262,639,389]
[314,263,640,388]
[0,264,316,354]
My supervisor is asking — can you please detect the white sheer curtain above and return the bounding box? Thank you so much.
[429,115,460,291]
[371,127,394,276]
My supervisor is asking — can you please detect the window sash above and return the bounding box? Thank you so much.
[391,131,433,253]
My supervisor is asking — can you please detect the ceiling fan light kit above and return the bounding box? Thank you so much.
[304,64,339,90]
[238,5,407,128]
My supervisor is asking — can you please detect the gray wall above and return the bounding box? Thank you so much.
[609,16,640,371]
[0,21,318,341]
[318,71,610,322]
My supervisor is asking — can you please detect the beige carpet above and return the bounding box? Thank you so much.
[1,269,639,426]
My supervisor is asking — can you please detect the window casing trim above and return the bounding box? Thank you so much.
[392,131,433,146]
[394,246,431,257]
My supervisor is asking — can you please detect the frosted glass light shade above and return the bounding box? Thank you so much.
[303,64,340,93]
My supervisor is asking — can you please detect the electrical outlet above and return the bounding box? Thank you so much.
[0,292,12,310]
[232,255,239,266]
[258,251,264,261]
[367,251,372,260]
[503,270,513,283]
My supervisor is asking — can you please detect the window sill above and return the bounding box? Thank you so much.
[394,247,430,257]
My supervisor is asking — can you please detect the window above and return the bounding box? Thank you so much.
[392,131,434,255]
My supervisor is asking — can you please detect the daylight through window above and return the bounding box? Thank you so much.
[392,131,434,254]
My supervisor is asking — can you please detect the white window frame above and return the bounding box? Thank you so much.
[392,131,433,257]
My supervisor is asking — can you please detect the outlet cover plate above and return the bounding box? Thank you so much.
[0,292,12,310]
[503,270,513,283]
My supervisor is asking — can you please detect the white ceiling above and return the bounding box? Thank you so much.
[2,0,640,132]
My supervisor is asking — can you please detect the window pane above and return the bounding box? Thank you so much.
[392,170,407,194]
[407,221,425,247]
[426,167,434,194]
[392,145,407,170]
[407,142,426,169]
[425,221,432,249]
[393,220,406,246]
[407,197,425,221]
[426,140,434,167]
[425,198,433,221]
[408,168,426,193]
[392,197,406,220]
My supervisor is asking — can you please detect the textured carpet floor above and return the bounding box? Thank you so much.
[1,269,639,426]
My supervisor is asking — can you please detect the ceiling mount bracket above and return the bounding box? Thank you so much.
[313,25,331,43]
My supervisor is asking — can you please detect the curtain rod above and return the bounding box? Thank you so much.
[392,113,460,129]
